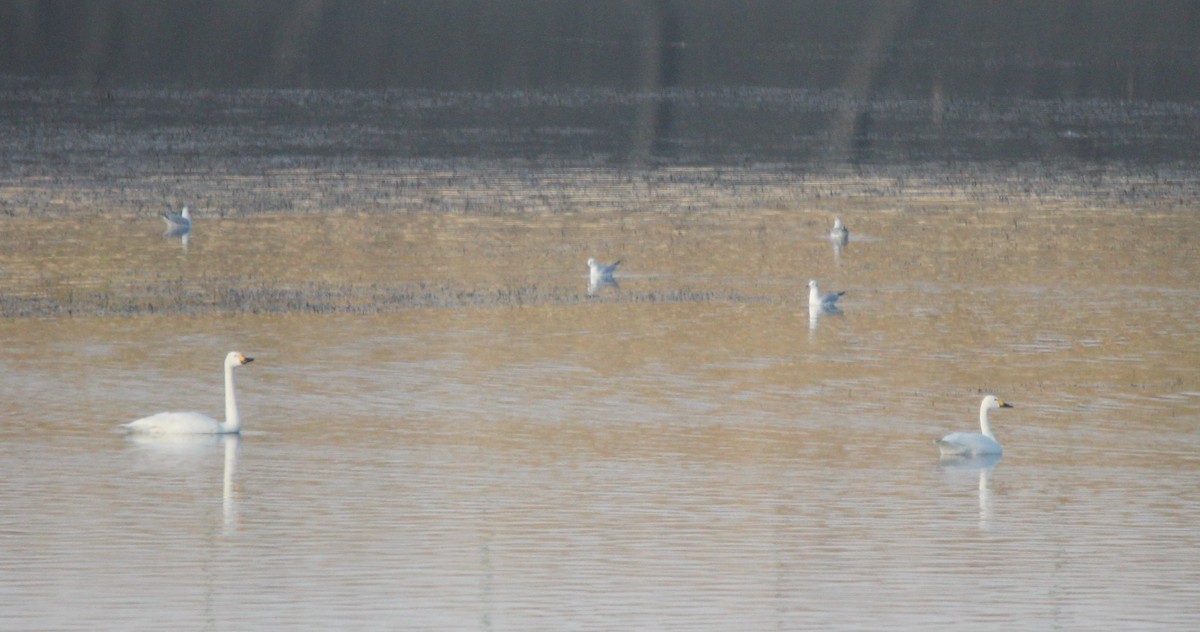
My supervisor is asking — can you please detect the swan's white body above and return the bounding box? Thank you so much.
[808,279,844,311]
[162,206,191,230]
[122,352,254,435]
[936,395,1012,457]
[587,257,621,285]
[830,217,849,245]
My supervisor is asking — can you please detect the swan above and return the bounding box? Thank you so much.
[162,206,191,231]
[830,217,849,245]
[808,279,844,312]
[935,395,1013,457]
[122,351,254,435]
[587,257,621,286]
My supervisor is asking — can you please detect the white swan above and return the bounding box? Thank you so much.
[122,351,254,435]
[162,206,191,231]
[935,395,1013,457]
[830,217,849,245]
[808,279,844,312]
[587,257,621,286]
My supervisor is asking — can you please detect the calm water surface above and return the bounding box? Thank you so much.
[1,188,1199,630]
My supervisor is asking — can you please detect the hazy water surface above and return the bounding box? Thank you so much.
[2,190,1199,630]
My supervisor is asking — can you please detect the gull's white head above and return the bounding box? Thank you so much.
[224,351,254,368]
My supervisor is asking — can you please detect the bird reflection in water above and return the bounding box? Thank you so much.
[124,432,241,534]
[939,452,1001,531]
[587,276,619,297]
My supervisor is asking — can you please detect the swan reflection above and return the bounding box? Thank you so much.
[126,430,225,455]
[221,434,240,534]
[939,453,1000,530]
[124,432,240,534]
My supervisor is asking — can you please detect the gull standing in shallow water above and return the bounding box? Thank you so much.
[935,395,1013,457]
[122,351,254,435]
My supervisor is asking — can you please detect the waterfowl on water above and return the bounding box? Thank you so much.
[808,279,845,312]
[587,257,621,285]
[830,217,849,245]
[161,206,191,231]
[935,395,1013,457]
[122,351,254,435]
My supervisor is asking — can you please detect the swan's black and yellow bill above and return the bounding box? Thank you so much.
[240,355,254,365]
[999,400,1013,408]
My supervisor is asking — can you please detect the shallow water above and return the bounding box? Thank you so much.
[2,186,1199,630]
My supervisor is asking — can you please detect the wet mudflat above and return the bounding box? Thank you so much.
[1,87,1199,630]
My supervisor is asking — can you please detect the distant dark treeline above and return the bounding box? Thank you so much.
[2,0,1198,99]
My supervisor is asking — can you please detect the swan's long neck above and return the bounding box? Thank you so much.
[979,402,994,438]
[808,285,819,304]
[223,362,241,433]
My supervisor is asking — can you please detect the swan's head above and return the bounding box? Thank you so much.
[224,351,254,368]
[808,279,818,290]
[982,395,1012,410]
[587,257,597,269]
[181,206,190,219]
[833,217,843,229]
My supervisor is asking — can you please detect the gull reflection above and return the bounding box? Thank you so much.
[587,276,619,297]
[808,301,844,330]
[163,226,190,252]
[939,453,1000,531]
[807,303,823,333]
